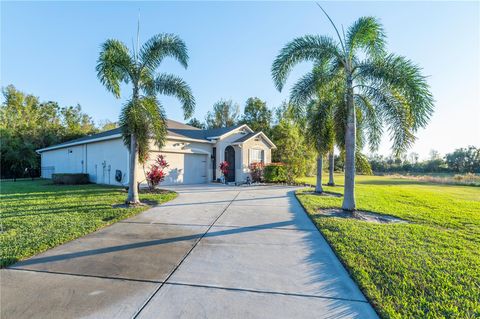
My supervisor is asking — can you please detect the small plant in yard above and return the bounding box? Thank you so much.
[219,161,229,182]
[146,155,169,190]
[249,162,265,183]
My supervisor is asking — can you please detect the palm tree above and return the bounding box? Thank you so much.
[327,151,335,186]
[306,101,334,193]
[97,33,195,204]
[272,8,433,210]
[290,57,343,193]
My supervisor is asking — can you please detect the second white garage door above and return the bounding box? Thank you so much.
[162,152,208,185]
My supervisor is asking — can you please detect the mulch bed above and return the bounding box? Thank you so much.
[315,208,408,224]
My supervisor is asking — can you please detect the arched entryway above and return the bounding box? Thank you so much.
[224,146,235,182]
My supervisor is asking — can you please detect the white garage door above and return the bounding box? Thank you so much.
[161,152,207,185]
[184,153,208,184]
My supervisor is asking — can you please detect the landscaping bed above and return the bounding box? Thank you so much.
[296,174,480,318]
[0,179,177,267]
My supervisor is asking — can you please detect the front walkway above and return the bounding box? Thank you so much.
[1,184,378,318]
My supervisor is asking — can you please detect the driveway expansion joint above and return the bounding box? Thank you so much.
[131,191,241,319]
[7,267,164,284]
[165,282,369,304]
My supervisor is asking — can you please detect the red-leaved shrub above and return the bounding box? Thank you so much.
[249,162,265,182]
[220,161,229,178]
[146,155,169,190]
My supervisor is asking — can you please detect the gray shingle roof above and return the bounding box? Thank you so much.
[232,132,257,143]
[41,127,123,150]
[37,120,245,152]
[168,123,245,140]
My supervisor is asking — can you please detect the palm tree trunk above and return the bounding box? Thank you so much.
[315,155,324,193]
[328,151,335,186]
[342,79,356,211]
[127,133,140,204]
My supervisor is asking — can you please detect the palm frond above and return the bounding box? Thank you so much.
[289,71,318,108]
[346,17,386,59]
[354,93,383,152]
[155,73,195,119]
[271,35,341,91]
[96,39,133,98]
[119,96,167,161]
[139,96,167,150]
[307,100,335,155]
[139,69,156,96]
[361,85,415,156]
[139,33,188,72]
[356,54,434,130]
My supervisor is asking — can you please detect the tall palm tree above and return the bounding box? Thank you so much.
[97,33,195,204]
[290,57,343,193]
[305,100,334,193]
[272,8,433,210]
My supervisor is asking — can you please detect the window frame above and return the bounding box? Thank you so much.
[249,148,264,164]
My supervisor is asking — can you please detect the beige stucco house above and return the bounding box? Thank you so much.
[37,120,276,186]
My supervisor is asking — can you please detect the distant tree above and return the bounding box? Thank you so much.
[409,152,419,164]
[0,85,99,179]
[270,104,316,182]
[61,105,97,140]
[98,119,118,131]
[240,97,272,133]
[445,146,480,173]
[205,99,239,129]
[96,32,195,204]
[429,149,441,161]
[424,158,446,173]
[186,118,206,129]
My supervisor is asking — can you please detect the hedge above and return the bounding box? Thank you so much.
[264,164,287,182]
[52,173,89,185]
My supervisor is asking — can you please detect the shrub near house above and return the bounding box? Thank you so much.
[145,155,169,190]
[249,162,265,182]
[52,173,89,185]
[264,163,287,183]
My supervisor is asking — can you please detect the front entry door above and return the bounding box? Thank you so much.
[224,146,235,182]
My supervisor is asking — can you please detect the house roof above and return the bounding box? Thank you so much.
[36,120,256,153]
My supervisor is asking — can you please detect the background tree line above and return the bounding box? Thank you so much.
[369,146,480,174]
[0,85,117,179]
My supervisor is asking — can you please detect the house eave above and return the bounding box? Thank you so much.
[36,133,214,154]
[206,124,254,140]
[167,136,215,144]
[231,131,277,149]
[36,134,123,153]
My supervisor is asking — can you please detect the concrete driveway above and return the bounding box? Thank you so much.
[1,184,378,319]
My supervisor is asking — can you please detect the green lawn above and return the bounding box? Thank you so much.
[296,174,480,319]
[0,179,177,267]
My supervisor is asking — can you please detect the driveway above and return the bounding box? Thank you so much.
[1,184,378,319]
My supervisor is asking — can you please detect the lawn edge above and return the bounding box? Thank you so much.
[293,189,383,318]
[1,188,178,268]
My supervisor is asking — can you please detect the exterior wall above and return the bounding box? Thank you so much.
[41,144,85,178]
[137,139,213,186]
[212,129,251,183]
[40,137,129,185]
[85,138,129,185]
[39,128,274,186]
[239,136,272,182]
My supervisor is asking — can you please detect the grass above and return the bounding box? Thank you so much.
[380,173,480,186]
[0,179,177,267]
[296,174,480,319]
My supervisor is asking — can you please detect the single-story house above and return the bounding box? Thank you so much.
[37,120,276,186]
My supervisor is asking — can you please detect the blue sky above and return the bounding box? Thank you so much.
[2,1,479,159]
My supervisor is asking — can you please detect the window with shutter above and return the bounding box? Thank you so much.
[249,149,263,164]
